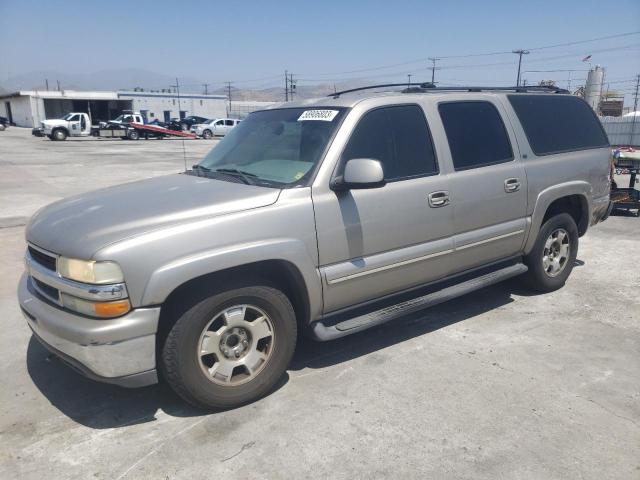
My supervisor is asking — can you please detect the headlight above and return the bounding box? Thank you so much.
[58,257,124,284]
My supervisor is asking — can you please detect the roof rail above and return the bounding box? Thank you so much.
[330,83,569,98]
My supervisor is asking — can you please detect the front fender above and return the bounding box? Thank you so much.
[140,238,323,319]
[524,181,591,254]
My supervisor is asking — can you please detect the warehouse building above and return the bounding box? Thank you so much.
[0,89,231,127]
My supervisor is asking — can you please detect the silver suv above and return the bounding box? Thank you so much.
[19,85,612,409]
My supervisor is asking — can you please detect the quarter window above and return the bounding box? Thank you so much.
[439,101,513,170]
[342,105,438,180]
[508,95,609,155]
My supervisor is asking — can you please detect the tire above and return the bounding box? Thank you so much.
[52,129,67,141]
[0,124,5,131]
[127,129,140,140]
[523,213,578,292]
[161,285,297,409]
[202,129,213,140]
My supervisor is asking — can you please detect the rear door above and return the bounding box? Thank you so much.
[313,103,453,313]
[437,98,527,272]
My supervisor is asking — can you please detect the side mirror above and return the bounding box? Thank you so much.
[332,158,386,191]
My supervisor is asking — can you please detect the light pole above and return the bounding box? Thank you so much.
[512,49,530,86]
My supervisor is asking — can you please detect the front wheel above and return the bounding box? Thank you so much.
[523,213,578,292]
[127,129,140,140]
[51,129,67,141]
[161,285,297,409]
[202,129,213,140]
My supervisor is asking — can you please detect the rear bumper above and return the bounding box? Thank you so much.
[18,273,159,388]
[591,195,612,225]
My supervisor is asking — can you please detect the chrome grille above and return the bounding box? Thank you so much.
[28,246,57,271]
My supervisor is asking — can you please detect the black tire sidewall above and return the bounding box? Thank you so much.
[525,213,579,292]
[162,286,296,409]
[202,129,212,139]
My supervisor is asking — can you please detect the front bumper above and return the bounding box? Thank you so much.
[32,128,45,137]
[18,273,160,388]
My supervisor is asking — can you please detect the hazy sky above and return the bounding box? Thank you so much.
[1,0,639,98]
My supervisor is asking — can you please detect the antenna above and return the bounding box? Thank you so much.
[171,77,188,172]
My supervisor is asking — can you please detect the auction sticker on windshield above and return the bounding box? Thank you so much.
[298,110,339,122]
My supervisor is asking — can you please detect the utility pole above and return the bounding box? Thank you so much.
[289,73,296,101]
[428,57,440,84]
[512,49,530,86]
[45,79,49,91]
[407,74,412,87]
[285,70,289,101]
[630,74,640,147]
[56,79,61,91]
[226,81,232,115]
[202,83,209,95]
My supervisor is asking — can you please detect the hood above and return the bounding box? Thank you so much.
[27,174,281,259]
[42,119,67,127]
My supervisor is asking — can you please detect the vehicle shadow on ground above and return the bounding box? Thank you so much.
[26,273,563,430]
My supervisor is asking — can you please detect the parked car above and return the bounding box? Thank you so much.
[191,118,241,139]
[0,115,8,131]
[176,115,209,131]
[19,85,612,409]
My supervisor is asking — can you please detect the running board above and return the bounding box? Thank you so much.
[311,263,528,341]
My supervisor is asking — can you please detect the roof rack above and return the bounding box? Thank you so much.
[330,83,569,98]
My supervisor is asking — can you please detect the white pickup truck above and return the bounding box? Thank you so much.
[37,112,94,140]
[33,112,196,141]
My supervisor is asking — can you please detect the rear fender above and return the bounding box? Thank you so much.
[524,181,591,254]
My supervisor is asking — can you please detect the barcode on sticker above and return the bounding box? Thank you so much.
[298,110,339,121]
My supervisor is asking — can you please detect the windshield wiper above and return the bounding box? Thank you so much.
[213,168,258,185]
[190,164,211,177]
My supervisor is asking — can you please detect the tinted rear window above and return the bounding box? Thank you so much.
[438,101,513,171]
[508,95,609,155]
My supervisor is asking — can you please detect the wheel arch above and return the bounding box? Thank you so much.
[51,126,69,138]
[524,182,591,255]
[156,259,312,353]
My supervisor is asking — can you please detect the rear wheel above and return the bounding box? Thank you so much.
[202,129,213,140]
[523,213,578,292]
[161,285,297,409]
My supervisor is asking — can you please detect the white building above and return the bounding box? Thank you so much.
[0,89,231,127]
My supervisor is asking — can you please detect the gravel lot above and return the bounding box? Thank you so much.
[0,127,638,479]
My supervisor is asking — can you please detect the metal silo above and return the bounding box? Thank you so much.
[584,66,605,112]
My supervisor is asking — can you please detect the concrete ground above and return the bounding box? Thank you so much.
[0,127,638,479]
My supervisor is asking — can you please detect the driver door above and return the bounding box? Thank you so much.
[68,114,81,135]
[312,104,453,313]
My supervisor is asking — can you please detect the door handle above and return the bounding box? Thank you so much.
[428,191,450,208]
[504,178,521,193]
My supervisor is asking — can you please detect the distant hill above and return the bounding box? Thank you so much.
[0,68,201,93]
[0,68,377,101]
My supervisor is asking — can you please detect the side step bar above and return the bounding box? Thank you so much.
[311,263,528,341]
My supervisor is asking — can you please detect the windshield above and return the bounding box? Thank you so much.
[194,107,347,186]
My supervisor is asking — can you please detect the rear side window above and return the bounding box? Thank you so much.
[439,101,513,171]
[508,95,609,155]
[342,105,438,180]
